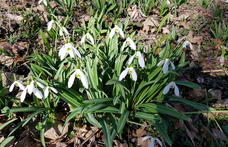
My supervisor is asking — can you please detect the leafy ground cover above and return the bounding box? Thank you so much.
[0,0,228,146]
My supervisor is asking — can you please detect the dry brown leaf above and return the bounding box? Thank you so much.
[44,120,68,141]
[188,88,206,100]
[128,5,147,19]
[12,42,28,56]
[210,89,222,101]
[0,55,13,67]
[137,137,151,147]
[55,142,67,147]
[133,121,147,137]
[142,17,159,34]
[188,31,203,44]
[175,120,185,130]
[14,135,35,147]
[174,104,185,113]
[212,128,228,141]
[220,55,224,67]
[0,136,5,144]
[161,26,170,34]
[178,22,191,30]
[0,41,13,54]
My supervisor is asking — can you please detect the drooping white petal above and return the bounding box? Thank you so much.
[166,0,171,5]
[163,82,172,94]
[119,27,124,38]
[163,59,169,74]
[128,54,136,65]
[73,48,82,59]
[38,0,42,4]
[155,138,163,147]
[27,84,33,94]
[59,29,63,36]
[35,81,44,88]
[77,69,89,89]
[174,83,180,96]
[81,34,86,44]
[142,136,152,141]
[189,43,193,50]
[127,38,136,50]
[157,60,164,66]
[170,61,175,70]
[62,27,69,35]
[50,87,58,93]
[17,82,25,90]
[119,68,129,81]
[148,138,155,147]
[33,88,43,99]
[9,83,15,92]
[68,72,77,88]
[130,67,137,81]
[68,48,75,59]
[21,88,27,102]
[43,0,47,6]
[44,87,49,99]
[47,20,54,31]
[137,52,145,68]
[59,46,68,60]
[121,40,127,51]
[109,27,116,39]
[183,41,193,49]
[87,33,94,45]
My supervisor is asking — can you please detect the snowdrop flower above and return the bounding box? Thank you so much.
[59,43,81,60]
[166,0,171,5]
[59,26,69,36]
[44,85,58,99]
[142,136,163,147]
[9,79,25,92]
[38,0,47,6]
[183,40,193,50]
[121,37,136,51]
[163,81,179,96]
[81,33,94,45]
[119,65,137,81]
[109,25,124,39]
[68,66,89,89]
[47,20,56,31]
[128,50,145,68]
[157,58,175,74]
[20,80,44,101]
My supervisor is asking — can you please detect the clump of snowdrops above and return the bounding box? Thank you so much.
[1,1,214,147]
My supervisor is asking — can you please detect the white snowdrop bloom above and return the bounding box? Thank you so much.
[109,25,124,39]
[183,40,193,50]
[44,86,58,99]
[38,0,47,6]
[121,37,136,51]
[142,136,163,147]
[47,20,56,31]
[119,66,137,81]
[81,33,94,45]
[128,51,145,68]
[157,58,175,74]
[59,26,69,36]
[21,81,44,101]
[9,80,25,92]
[68,68,89,89]
[59,43,81,60]
[166,0,171,5]
[163,81,179,96]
